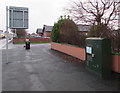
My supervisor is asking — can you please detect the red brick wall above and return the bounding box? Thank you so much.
[13,38,51,43]
[112,54,120,73]
[51,42,120,73]
[51,42,86,61]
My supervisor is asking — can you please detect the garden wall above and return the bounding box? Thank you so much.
[13,38,51,44]
[51,42,120,73]
[51,42,86,61]
[112,54,120,73]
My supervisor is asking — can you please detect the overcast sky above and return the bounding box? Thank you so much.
[0,0,119,34]
[0,0,73,33]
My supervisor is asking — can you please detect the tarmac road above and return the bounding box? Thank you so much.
[2,43,120,91]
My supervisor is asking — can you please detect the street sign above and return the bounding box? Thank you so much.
[9,6,28,29]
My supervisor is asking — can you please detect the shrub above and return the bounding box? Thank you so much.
[88,24,112,38]
[111,29,120,54]
[51,23,59,42]
[88,25,97,37]
[58,18,79,45]
[88,23,120,54]
[51,16,86,47]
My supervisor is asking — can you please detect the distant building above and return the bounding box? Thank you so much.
[31,33,37,37]
[36,24,91,38]
[36,28,43,36]
[77,24,92,35]
[42,25,53,37]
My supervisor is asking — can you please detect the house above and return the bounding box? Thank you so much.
[36,25,53,37]
[37,24,91,38]
[42,25,53,37]
[77,24,92,35]
[31,33,37,38]
[42,24,91,36]
[36,28,43,36]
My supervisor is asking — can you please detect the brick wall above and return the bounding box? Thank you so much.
[51,42,86,61]
[46,32,51,37]
[112,54,120,73]
[51,42,120,73]
[13,38,51,43]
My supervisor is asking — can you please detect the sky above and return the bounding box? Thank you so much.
[0,0,72,34]
[0,0,119,34]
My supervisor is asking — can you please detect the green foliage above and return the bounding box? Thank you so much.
[58,18,79,44]
[111,29,120,54]
[88,25,97,37]
[51,23,59,42]
[52,15,86,46]
[88,23,120,54]
[88,24,112,38]
[51,16,64,42]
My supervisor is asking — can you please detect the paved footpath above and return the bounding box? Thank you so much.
[2,43,120,91]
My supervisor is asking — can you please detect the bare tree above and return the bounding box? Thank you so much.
[66,0,120,27]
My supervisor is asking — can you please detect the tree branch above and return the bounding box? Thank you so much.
[106,2,116,25]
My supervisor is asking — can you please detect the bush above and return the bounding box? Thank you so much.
[88,23,120,54]
[51,16,86,47]
[51,23,59,42]
[88,24,112,38]
[111,29,120,54]
[88,25,97,37]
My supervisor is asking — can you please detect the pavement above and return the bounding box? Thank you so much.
[2,43,120,91]
[0,38,13,49]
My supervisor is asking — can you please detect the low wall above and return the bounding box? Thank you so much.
[112,54,120,73]
[51,42,120,73]
[13,38,51,44]
[51,42,86,61]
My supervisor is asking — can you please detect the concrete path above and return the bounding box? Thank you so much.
[2,43,120,91]
[0,38,13,49]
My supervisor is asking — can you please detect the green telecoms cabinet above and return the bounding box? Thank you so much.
[86,38,111,78]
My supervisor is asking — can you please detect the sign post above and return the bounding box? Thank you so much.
[6,6,8,50]
[9,6,28,29]
[6,6,29,63]
[6,6,9,64]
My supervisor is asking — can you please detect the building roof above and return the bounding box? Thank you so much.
[40,24,91,33]
[36,28,43,33]
[77,24,92,32]
[45,26,53,32]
